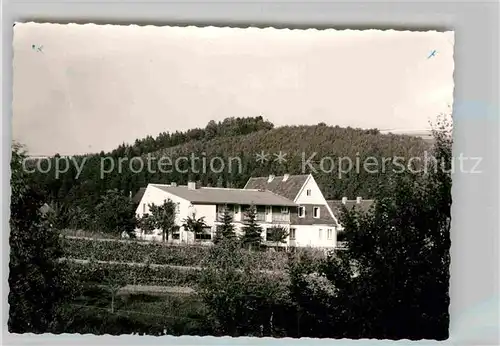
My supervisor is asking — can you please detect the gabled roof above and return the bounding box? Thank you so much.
[150,184,297,207]
[244,174,309,200]
[327,199,375,219]
[132,187,147,204]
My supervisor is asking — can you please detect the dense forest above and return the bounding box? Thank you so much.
[26,116,430,232]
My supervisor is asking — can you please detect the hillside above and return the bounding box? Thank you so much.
[27,119,431,215]
[147,125,430,196]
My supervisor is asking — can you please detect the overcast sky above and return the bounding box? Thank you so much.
[13,23,454,156]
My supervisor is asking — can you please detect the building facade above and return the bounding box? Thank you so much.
[134,174,342,248]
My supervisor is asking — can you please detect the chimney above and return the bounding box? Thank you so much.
[187,181,196,190]
[267,174,275,183]
[356,197,362,204]
[283,174,290,182]
[341,197,348,204]
[171,182,177,187]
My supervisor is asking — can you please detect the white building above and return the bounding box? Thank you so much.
[134,174,341,248]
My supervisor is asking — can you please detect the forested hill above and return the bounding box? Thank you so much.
[109,116,274,157]
[27,117,431,214]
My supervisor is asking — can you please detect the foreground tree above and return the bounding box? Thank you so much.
[148,199,178,242]
[182,212,208,242]
[289,114,452,340]
[9,142,72,333]
[198,237,291,337]
[94,189,137,236]
[266,225,289,248]
[137,213,155,238]
[240,205,263,251]
[214,205,236,244]
[102,270,128,313]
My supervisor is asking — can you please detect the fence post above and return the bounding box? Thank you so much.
[297,308,301,338]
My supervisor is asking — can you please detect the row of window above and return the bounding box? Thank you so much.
[297,206,321,218]
[173,228,335,241]
[289,228,334,240]
[142,203,322,220]
[148,226,335,242]
[216,205,290,214]
[215,205,323,219]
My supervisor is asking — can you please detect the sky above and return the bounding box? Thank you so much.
[13,23,454,156]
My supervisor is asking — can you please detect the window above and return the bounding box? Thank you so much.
[195,227,212,241]
[327,228,333,240]
[298,206,305,218]
[234,205,239,214]
[313,207,320,218]
[290,228,296,240]
[319,229,323,239]
[306,189,312,196]
[266,206,271,215]
[265,228,273,241]
[172,226,180,240]
[195,233,212,240]
[281,206,289,214]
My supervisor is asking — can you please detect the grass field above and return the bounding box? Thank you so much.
[62,284,213,335]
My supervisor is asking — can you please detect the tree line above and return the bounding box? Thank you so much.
[109,115,274,157]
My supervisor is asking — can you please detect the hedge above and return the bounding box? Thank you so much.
[62,237,210,266]
[68,260,202,287]
[62,237,291,271]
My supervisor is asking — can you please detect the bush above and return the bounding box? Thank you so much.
[62,237,291,271]
[69,260,202,287]
[198,238,292,337]
[62,238,210,266]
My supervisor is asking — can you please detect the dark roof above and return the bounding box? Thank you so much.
[290,205,338,226]
[151,184,297,207]
[327,199,375,218]
[244,174,309,200]
[132,187,147,204]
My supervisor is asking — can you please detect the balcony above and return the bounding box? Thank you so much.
[242,212,266,222]
[272,213,290,223]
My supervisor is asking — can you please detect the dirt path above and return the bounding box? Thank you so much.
[62,235,209,247]
[117,285,196,295]
[61,257,202,271]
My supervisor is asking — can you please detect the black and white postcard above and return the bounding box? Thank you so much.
[11,23,454,340]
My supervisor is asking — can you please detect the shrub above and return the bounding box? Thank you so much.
[62,237,291,271]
